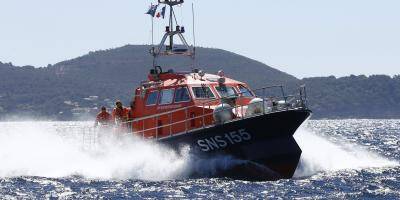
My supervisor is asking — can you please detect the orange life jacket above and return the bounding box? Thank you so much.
[112,107,128,122]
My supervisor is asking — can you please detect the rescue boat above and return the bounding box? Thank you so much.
[123,0,311,181]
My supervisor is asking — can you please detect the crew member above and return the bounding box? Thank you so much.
[94,106,112,127]
[112,100,129,128]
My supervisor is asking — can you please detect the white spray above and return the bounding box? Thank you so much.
[0,122,397,180]
[293,127,398,178]
[0,122,191,180]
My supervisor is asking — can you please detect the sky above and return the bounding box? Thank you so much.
[0,0,399,78]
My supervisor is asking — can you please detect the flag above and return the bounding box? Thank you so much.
[145,4,158,17]
[161,6,166,19]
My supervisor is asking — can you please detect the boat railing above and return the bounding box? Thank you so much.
[55,123,138,151]
[119,85,308,139]
[54,123,99,150]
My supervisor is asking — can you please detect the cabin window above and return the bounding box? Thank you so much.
[175,87,191,102]
[192,86,215,99]
[215,86,237,98]
[159,89,175,105]
[238,85,254,97]
[146,91,159,106]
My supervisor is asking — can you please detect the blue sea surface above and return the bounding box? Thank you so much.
[0,120,399,199]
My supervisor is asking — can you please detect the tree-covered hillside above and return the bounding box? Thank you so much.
[0,45,399,120]
[302,75,400,119]
[0,45,297,120]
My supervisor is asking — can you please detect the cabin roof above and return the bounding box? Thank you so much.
[153,72,246,88]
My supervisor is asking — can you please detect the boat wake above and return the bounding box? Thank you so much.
[293,127,399,178]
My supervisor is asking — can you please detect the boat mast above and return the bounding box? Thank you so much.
[150,0,195,73]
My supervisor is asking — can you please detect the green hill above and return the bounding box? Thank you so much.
[302,75,400,119]
[0,45,298,120]
[1,45,399,120]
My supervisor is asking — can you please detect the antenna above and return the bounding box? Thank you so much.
[151,11,155,68]
[151,7,154,46]
[192,3,196,50]
[191,2,196,70]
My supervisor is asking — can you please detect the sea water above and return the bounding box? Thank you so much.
[0,120,399,199]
